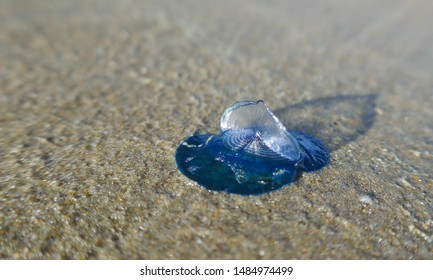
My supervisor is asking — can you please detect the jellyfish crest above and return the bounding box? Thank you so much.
[220,100,301,161]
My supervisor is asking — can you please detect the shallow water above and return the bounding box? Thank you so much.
[1,0,432,259]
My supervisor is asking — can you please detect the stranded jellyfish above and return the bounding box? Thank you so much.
[175,100,329,195]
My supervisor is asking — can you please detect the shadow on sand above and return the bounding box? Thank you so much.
[274,94,378,152]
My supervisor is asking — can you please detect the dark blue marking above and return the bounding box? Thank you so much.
[175,130,329,195]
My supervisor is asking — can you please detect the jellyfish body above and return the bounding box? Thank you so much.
[175,100,329,195]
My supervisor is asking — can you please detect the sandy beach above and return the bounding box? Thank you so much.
[1,0,432,259]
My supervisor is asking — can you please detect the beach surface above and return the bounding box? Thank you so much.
[1,0,432,259]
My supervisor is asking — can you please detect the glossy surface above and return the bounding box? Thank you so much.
[175,101,330,195]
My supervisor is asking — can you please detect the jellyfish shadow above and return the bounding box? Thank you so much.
[274,94,378,152]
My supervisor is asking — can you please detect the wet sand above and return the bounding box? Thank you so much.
[0,0,432,259]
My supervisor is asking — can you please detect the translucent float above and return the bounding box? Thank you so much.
[175,100,330,195]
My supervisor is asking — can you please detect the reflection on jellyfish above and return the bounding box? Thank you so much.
[175,100,330,195]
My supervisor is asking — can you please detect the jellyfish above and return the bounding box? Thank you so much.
[175,100,329,195]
